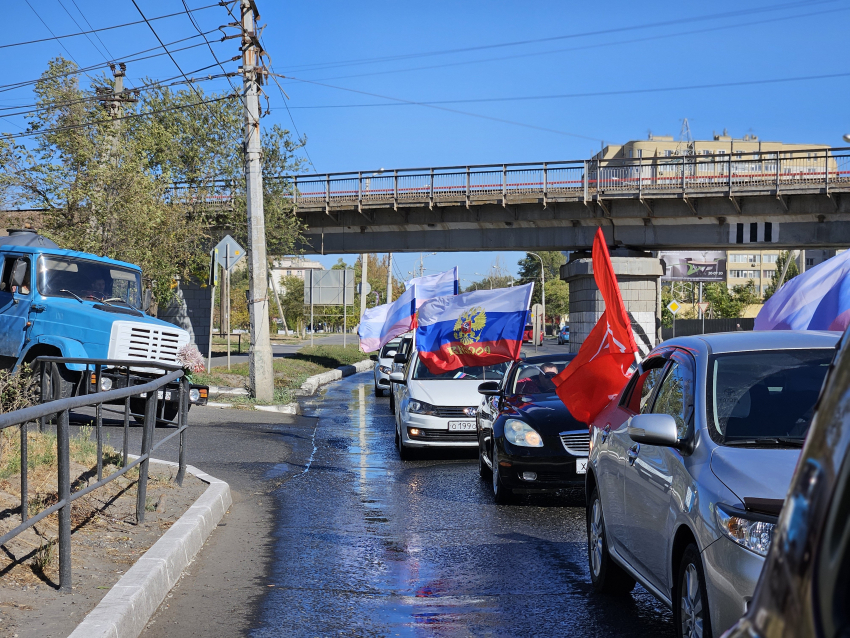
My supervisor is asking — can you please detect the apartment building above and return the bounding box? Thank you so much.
[726,249,835,294]
[270,256,324,294]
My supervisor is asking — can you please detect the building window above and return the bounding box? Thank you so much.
[628,150,633,158]
[806,258,814,266]
[729,254,760,263]
[763,254,779,264]
[664,150,673,157]
[729,270,760,279]
[287,270,292,275]
[763,270,774,278]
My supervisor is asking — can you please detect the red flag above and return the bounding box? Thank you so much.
[553,228,638,423]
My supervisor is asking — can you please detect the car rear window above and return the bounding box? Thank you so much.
[380,341,401,357]
[708,349,833,443]
[512,359,573,394]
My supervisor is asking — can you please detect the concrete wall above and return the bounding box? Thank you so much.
[562,254,663,358]
[158,279,212,350]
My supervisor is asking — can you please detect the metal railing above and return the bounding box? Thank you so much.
[0,358,189,592]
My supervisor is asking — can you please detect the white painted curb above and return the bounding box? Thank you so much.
[296,359,374,396]
[68,460,232,638]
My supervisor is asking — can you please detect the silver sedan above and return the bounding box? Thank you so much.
[586,330,838,638]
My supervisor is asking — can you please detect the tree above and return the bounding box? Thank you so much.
[704,281,761,318]
[516,251,566,306]
[280,274,307,330]
[1,57,306,306]
[544,279,570,322]
[763,252,799,300]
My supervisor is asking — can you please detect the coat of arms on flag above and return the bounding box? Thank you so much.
[454,307,486,345]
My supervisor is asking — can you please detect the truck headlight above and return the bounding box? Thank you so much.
[504,419,543,447]
[715,505,775,557]
[408,400,436,415]
[100,377,113,392]
[189,388,200,402]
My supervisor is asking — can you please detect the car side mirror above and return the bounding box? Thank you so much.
[10,259,27,288]
[389,372,406,385]
[628,413,679,447]
[386,350,397,358]
[143,289,152,312]
[369,354,378,361]
[478,381,501,396]
[378,378,390,386]
[393,353,407,364]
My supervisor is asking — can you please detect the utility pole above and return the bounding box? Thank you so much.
[386,253,393,303]
[240,0,274,401]
[96,63,138,159]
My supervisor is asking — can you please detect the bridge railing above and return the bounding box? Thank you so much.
[170,147,850,209]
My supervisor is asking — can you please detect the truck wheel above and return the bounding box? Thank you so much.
[161,404,179,425]
[38,363,77,403]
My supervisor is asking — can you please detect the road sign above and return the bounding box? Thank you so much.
[697,302,710,314]
[357,281,371,296]
[213,235,245,272]
[531,303,544,345]
[304,269,355,305]
[667,300,681,315]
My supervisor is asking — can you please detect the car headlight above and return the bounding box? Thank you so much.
[504,419,543,447]
[189,388,201,402]
[715,505,775,557]
[408,400,437,415]
[379,365,391,374]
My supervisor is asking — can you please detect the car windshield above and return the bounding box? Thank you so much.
[37,255,142,308]
[708,349,833,443]
[380,341,401,357]
[412,358,509,381]
[512,359,572,394]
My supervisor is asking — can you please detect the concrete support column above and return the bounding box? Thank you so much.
[561,251,663,358]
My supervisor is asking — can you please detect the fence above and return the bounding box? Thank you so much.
[662,318,755,340]
[0,357,189,592]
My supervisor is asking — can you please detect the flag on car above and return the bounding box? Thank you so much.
[358,303,391,352]
[377,284,418,350]
[552,228,638,424]
[755,250,850,331]
[406,267,460,306]
[415,283,534,373]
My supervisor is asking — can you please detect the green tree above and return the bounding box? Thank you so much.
[763,252,799,300]
[704,281,761,318]
[544,278,570,321]
[280,274,307,329]
[516,251,566,306]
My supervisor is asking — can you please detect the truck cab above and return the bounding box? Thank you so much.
[0,228,207,418]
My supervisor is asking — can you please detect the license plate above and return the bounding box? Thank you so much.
[576,458,589,474]
[448,421,475,431]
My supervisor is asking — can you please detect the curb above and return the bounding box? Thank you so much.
[68,459,232,638]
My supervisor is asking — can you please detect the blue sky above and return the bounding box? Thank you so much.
[2,0,849,283]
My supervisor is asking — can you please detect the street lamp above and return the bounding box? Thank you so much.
[844,134,850,144]
[527,252,546,345]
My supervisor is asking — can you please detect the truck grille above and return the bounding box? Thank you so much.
[108,321,190,366]
[559,430,590,456]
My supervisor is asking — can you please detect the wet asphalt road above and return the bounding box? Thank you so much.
[249,372,674,637]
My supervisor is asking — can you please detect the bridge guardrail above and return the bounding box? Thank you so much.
[0,357,190,592]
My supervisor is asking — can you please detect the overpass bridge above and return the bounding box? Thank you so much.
[238,146,850,254]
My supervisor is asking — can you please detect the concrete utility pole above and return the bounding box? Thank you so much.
[386,253,393,303]
[529,252,546,341]
[241,0,274,401]
[360,253,368,322]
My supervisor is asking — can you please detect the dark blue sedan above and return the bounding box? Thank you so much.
[476,354,586,504]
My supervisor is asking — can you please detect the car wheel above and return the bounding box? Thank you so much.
[389,391,395,412]
[374,383,382,397]
[478,439,492,480]
[586,486,636,595]
[491,449,514,504]
[675,544,712,638]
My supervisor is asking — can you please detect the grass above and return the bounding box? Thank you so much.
[193,343,370,405]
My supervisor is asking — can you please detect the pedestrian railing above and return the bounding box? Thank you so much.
[0,357,190,592]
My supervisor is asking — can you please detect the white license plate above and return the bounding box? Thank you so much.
[448,421,475,432]
[576,458,589,474]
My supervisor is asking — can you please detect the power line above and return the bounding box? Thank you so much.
[280,70,850,110]
[279,0,834,74]
[1,2,222,50]
[70,0,117,62]
[1,93,237,139]
[56,0,111,64]
[23,0,94,82]
[285,5,850,86]
[0,31,218,94]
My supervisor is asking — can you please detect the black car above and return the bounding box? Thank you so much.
[477,354,585,504]
[722,329,850,638]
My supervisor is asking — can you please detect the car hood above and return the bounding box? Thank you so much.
[504,394,585,433]
[408,379,484,407]
[710,446,801,503]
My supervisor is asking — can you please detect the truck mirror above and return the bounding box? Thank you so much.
[9,259,28,289]
[143,289,152,312]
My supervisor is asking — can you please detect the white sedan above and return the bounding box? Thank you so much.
[371,338,401,397]
[389,349,507,459]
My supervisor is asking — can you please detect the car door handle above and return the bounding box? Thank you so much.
[627,443,640,466]
[601,424,611,444]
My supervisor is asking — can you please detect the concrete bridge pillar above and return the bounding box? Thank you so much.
[561,250,663,358]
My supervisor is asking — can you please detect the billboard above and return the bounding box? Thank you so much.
[304,269,355,305]
[660,251,726,282]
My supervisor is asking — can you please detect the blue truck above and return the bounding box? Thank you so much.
[0,228,208,420]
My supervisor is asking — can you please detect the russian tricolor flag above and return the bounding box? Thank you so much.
[358,304,391,352]
[406,267,459,306]
[415,283,533,373]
